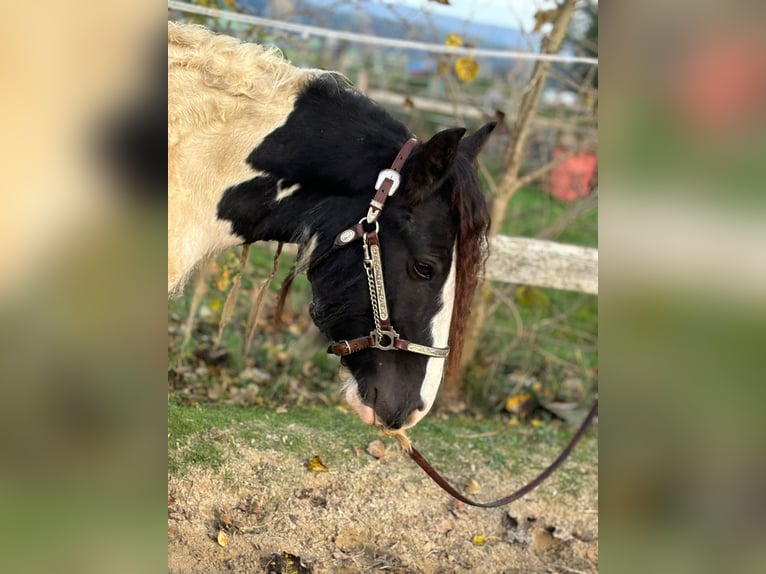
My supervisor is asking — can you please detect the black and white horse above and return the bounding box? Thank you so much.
[169,23,493,430]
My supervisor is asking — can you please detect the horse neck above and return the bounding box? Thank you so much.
[168,26,316,292]
[232,75,412,246]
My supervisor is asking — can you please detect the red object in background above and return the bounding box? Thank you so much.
[672,32,766,136]
[548,146,597,201]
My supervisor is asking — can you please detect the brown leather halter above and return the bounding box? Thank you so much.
[313,138,451,360]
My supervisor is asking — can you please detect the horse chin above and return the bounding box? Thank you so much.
[340,367,375,426]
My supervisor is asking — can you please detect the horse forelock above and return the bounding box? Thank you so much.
[445,155,491,377]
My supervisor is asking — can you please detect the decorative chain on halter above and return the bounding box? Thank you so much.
[363,229,386,339]
[323,137,450,360]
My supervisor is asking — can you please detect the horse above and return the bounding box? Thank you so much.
[168,22,494,430]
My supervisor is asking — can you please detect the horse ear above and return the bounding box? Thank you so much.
[459,122,497,161]
[405,127,466,201]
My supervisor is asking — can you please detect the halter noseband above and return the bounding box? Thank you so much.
[316,138,450,360]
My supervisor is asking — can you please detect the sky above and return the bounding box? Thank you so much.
[391,0,560,31]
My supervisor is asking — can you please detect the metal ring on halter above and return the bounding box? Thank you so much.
[371,329,398,350]
[358,217,379,234]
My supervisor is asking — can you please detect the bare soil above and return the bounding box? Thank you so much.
[168,423,598,574]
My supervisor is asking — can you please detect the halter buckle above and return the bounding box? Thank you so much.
[375,169,401,197]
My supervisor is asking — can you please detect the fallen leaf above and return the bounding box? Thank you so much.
[266,551,313,574]
[505,392,532,414]
[472,534,486,546]
[466,479,481,494]
[306,455,329,472]
[366,440,386,460]
[217,529,229,547]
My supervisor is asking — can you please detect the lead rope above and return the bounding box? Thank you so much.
[385,400,598,508]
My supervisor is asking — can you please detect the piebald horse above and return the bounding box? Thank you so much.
[168,22,493,430]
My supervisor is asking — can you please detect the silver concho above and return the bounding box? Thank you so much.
[339,229,355,244]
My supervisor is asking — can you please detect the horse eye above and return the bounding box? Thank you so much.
[413,261,433,280]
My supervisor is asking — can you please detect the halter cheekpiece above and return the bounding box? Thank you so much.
[322,138,450,360]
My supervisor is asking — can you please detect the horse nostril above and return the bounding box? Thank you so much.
[376,404,424,430]
[368,384,424,429]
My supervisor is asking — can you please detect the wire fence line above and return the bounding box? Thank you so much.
[167,1,598,66]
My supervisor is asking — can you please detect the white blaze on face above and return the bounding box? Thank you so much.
[406,243,457,428]
[339,244,457,429]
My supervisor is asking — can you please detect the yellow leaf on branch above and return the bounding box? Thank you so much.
[445,33,463,47]
[454,56,479,82]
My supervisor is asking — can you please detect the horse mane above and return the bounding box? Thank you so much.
[168,22,315,146]
[446,154,491,378]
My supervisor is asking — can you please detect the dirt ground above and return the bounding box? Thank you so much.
[168,430,598,573]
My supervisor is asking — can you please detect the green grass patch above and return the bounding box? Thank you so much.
[169,402,597,499]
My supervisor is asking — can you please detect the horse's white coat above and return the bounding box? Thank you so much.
[168,22,316,294]
[407,244,457,428]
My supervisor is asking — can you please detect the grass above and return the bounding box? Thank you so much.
[168,402,597,501]
[168,402,378,476]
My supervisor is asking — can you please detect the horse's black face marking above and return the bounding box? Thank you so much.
[216,75,492,430]
[308,189,458,429]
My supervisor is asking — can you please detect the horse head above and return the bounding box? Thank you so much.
[305,123,495,430]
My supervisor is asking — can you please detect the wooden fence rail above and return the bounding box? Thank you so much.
[486,236,598,295]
